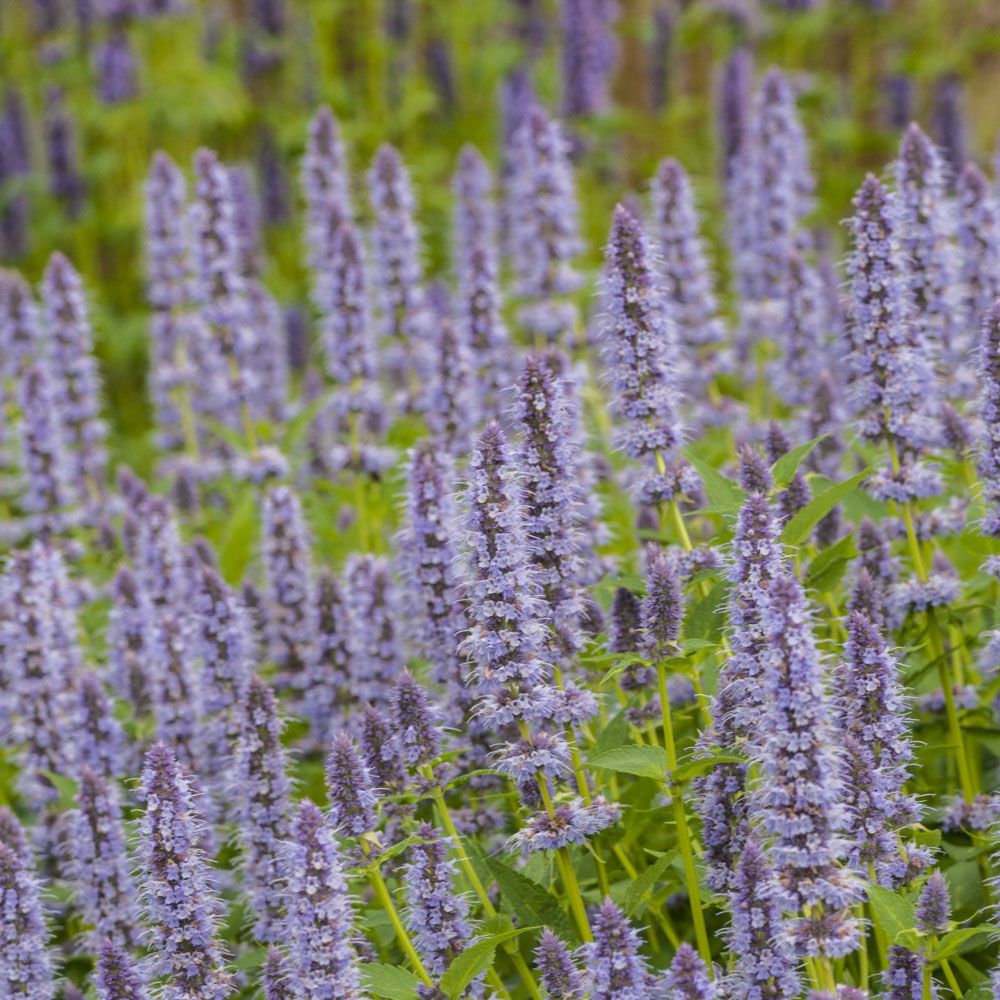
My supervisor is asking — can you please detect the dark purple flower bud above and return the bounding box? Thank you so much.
[42,251,108,495]
[609,586,642,654]
[956,163,1000,334]
[601,205,693,506]
[398,442,467,691]
[738,445,772,495]
[724,838,800,999]
[915,870,950,934]
[233,675,291,942]
[766,422,812,521]
[77,672,126,778]
[664,942,715,999]
[94,27,138,104]
[560,0,617,117]
[507,106,581,340]
[262,948,291,1000]
[979,302,1000,535]
[586,898,655,1000]
[0,91,30,258]
[0,839,55,999]
[255,127,289,225]
[931,73,966,180]
[392,670,442,768]
[883,73,912,131]
[307,568,352,741]
[95,937,151,1000]
[344,554,403,709]
[403,823,475,976]
[281,799,363,996]
[535,926,583,998]
[67,766,138,947]
[137,744,232,1000]
[718,47,753,180]
[359,703,406,789]
[641,546,683,662]
[44,88,85,218]
[0,270,44,378]
[325,731,378,836]
[108,565,151,713]
[251,0,284,35]
[261,485,316,696]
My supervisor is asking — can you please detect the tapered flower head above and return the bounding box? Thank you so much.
[586,898,656,1000]
[0,839,54,999]
[641,546,684,662]
[392,670,442,767]
[535,927,583,998]
[560,0,618,117]
[360,704,406,789]
[95,937,151,1000]
[915,870,951,934]
[664,942,715,999]
[883,944,926,1000]
[344,554,403,709]
[325,731,378,836]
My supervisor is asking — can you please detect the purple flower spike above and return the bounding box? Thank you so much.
[724,838,800,1000]
[360,704,406,789]
[41,251,108,495]
[303,106,352,313]
[600,204,693,506]
[957,163,1000,337]
[325,731,378,836]
[281,799,363,999]
[766,422,811,521]
[392,670,442,768]
[884,944,927,1000]
[978,302,1000,536]
[0,270,45,379]
[403,823,476,977]
[664,942,716,999]
[77,671,126,779]
[95,938,152,1000]
[508,105,582,340]
[773,251,826,405]
[535,927,584,998]
[738,445,773,496]
[586,898,656,1000]
[641,546,683,662]
[452,144,512,421]
[423,312,474,455]
[459,421,551,715]
[262,948,293,1000]
[262,485,317,697]
[847,173,941,491]
[137,744,232,1000]
[835,612,919,882]
[560,0,618,117]
[233,675,291,943]
[754,574,861,957]
[94,28,138,104]
[719,47,753,181]
[651,157,725,384]
[18,362,73,520]
[309,569,352,742]
[135,495,187,609]
[0,840,55,1000]
[108,564,152,715]
[44,88,85,218]
[516,355,588,659]
[398,442,467,692]
[144,152,189,321]
[915,870,951,934]
[344,554,403,709]
[610,586,642,654]
[67,766,138,948]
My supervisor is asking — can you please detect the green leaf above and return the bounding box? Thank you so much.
[682,450,744,513]
[781,470,870,546]
[39,770,78,811]
[587,745,671,780]
[233,947,268,970]
[770,434,827,488]
[672,750,748,784]
[681,638,718,655]
[218,487,259,584]
[439,926,538,999]
[866,883,917,944]
[804,532,857,592]
[360,963,421,1000]
[600,652,649,685]
[931,924,1000,963]
[484,856,577,943]
[684,579,727,642]
[589,710,630,758]
[624,848,680,915]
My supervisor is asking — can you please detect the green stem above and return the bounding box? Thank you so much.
[365,859,433,987]
[537,779,593,943]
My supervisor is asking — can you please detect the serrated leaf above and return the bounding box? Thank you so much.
[682,450,744,512]
[866,882,917,943]
[770,434,827,488]
[672,751,748,784]
[484,855,577,943]
[440,926,538,999]
[600,652,649,685]
[360,963,421,1000]
[624,848,680,915]
[804,532,857,592]
[931,924,1000,963]
[781,470,870,546]
[587,745,671,780]
[684,579,727,642]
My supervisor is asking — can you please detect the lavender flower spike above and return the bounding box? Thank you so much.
[535,927,584,998]
[95,938,152,1000]
[884,944,927,1000]
[957,163,1000,338]
[281,799,363,1000]
[392,670,442,768]
[600,204,694,506]
[262,949,293,1000]
[0,838,55,999]
[18,362,73,521]
[664,942,716,999]
[977,301,1000,536]
[915,870,951,935]
[585,898,656,1000]
[753,574,861,958]
[325,731,378,837]
[261,485,316,697]
[233,675,292,943]
[402,824,476,978]
[41,251,108,495]
[137,743,232,1000]
[67,766,138,948]
[560,0,618,117]
[0,270,45,379]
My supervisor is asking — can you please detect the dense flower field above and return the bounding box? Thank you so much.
[4,1,1000,999]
